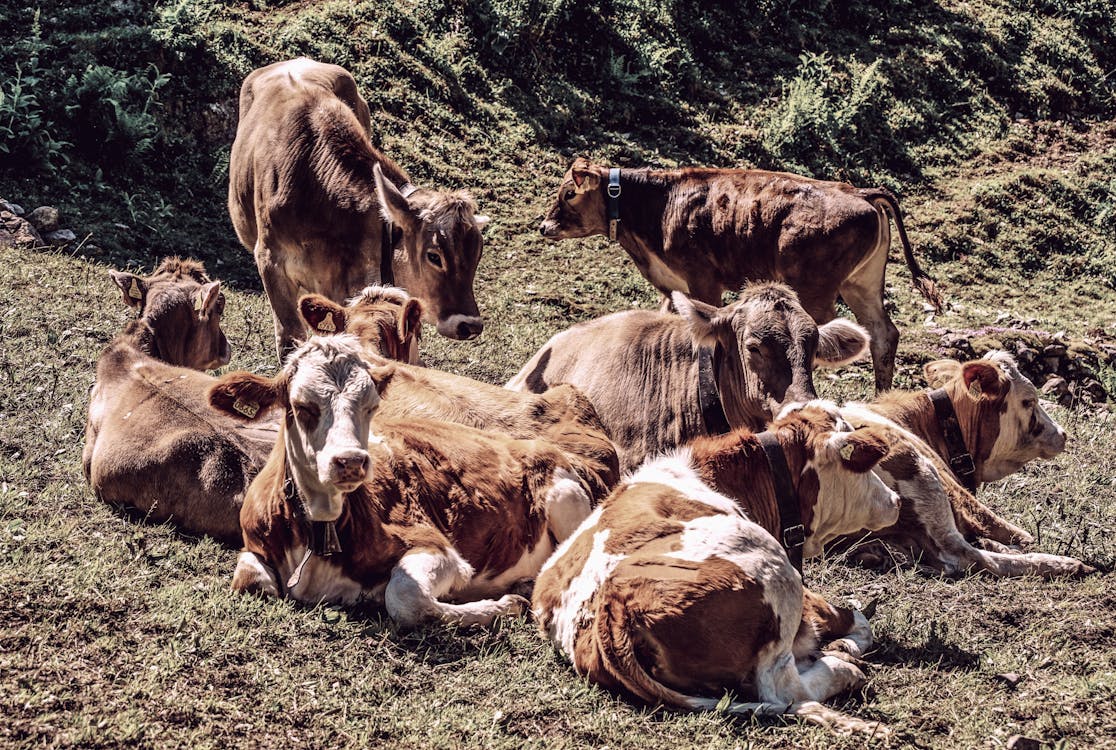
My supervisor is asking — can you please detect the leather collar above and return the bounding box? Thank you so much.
[928,388,978,493]
[757,432,806,577]
[379,221,396,286]
[607,168,621,241]
[282,468,342,557]
[698,344,731,435]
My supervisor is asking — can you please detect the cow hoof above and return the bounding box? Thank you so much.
[820,646,869,671]
[498,594,530,618]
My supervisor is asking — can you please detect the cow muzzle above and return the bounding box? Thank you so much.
[539,220,560,238]
[437,314,484,340]
[325,449,371,491]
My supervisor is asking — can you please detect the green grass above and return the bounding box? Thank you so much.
[2,0,1116,746]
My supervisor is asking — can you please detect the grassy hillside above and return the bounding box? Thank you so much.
[1,1,1115,748]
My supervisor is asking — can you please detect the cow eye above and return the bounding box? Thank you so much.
[293,402,320,428]
[426,252,443,269]
[564,189,576,201]
[1021,399,1036,409]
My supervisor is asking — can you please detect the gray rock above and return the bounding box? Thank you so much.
[0,211,44,247]
[45,229,77,245]
[1040,376,1068,397]
[26,206,60,233]
[0,200,24,216]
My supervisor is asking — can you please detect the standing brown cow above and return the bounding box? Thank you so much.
[229,58,488,358]
[539,157,941,391]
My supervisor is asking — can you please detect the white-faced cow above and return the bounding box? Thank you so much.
[507,282,870,471]
[539,157,942,391]
[210,334,604,628]
[533,404,899,736]
[83,258,273,546]
[831,352,1091,577]
[229,57,487,358]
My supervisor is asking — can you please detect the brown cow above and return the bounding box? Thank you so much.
[533,404,899,736]
[83,258,272,546]
[507,282,870,471]
[539,157,942,391]
[210,334,601,628]
[229,57,487,358]
[300,292,620,500]
[831,352,1091,577]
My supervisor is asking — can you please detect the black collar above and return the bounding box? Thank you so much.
[757,432,806,577]
[698,344,731,435]
[282,468,342,557]
[379,221,396,286]
[928,389,978,493]
[607,168,621,241]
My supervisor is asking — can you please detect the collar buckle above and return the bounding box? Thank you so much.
[949,453,976,477]
[782,524,806,549]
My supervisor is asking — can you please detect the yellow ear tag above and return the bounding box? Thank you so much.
[233,397,260,418]
[839,442,855,461]
[128,278,142,300]
[317,312,336,333]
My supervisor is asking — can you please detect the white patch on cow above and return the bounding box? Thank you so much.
[825,609,873,658]
[284,57,320,84]
[627,450,743,516]
[233,551,280,598]
[280,544,363,605]
[435,313,483,337]
[386,547,525,629]
[538,506,604,579]
[545,466,593,542]
[547,527,624,661]
[804,449,900,557]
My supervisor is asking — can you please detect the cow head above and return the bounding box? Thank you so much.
[539,157,608,239]
[210,335,386,521]
[924,351,1067,483]
[298,286,423,364]
[373,163,486,341]
[772,403,900,555]
[673,283,870,426]
[108,257,231,370]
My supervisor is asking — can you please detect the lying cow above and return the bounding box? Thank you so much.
[229,57,488,357]
[539,157,942,390]
[83,258,273,546]
[300,292,620,500]
[833,352,1091,577]
[210,334,601,627]
[533,404,899,736]
[507,282,870,471]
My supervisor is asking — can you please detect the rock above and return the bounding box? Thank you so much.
[1042,343,1067,358]
[1006,736,1042,750]
[1041,376,1068,398]
[44,229,76,245]
[0,211,44,248]
[26,206,60,233]
[993,672,1023,688]
[0,199,24,215]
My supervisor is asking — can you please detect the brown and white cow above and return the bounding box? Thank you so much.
[229,57,487,358]
[83,258,273,546]
[210,334,602,627]
[533,404,899,736]
[539,157,942,391]
[300,291,621,500]
[507,282,870,471]
[830,352,1091,577]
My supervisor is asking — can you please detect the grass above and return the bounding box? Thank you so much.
[2,0,1115,746]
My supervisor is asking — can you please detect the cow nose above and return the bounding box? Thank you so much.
[539,220,556,237]
[438,316,484,340]
[457,319,483,339]
[331,452,369,483]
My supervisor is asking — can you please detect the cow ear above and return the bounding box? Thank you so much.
[961,360,1005,400]
[209,372,279,420]
[367,363,396,395]
[299,294,347,335]
[195,281,222,319]
[832,427,890,473]
[373,163,419,230]
[571,159,600,193]
[924,359,961,388]
[673,291,723,347]
[109,270,146,309]
[815,318,870,368]
[399,297,424,345]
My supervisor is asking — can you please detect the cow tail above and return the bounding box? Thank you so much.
[868,188,943,313]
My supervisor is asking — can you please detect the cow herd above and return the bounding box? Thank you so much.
[81,58,1093,736]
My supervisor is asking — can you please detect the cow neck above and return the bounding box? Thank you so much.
[756,431,806,577]
[378,181,418,287]
[276,420,342,566]
[605,168,667,255]
[697,344,731,435]
[927,389,978,493]
[710,338,769,432]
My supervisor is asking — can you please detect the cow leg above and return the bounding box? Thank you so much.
[948,490,1034,547]
[798,589,873,659]
[838,223,897,391]
[231,551,281,598]
[254,240,305,359]
[544,467,593,543]
[385,548,529,629]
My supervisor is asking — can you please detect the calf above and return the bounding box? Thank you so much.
[83,258,272,545]
[533,404,899,736]
[831,352,1090,576]
[210,335,600,627]
[299,292,620,500]
[539,157,942,390]
[507,282,870,471]
[229,58,487,357]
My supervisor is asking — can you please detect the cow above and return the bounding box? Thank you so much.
[831,351,1091,577]
[506,282,871,471]
[539,157,942,391]
[299,291,620,500]
[229,57,488,358]
[83,258,273,546]
[532,404,899,736]
[209,334,603,628]
[300,284,424,365]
